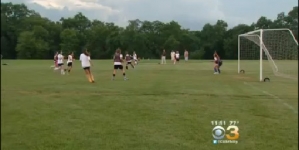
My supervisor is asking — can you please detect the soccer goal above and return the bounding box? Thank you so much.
[238,28,298,81]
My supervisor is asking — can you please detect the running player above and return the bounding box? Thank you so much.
[133,51,138,65]
[50,52,59,70]
[57,51,65,75]
[184,50,189,62]
[174,51,180,64]
[112,49,128,80]
[213,52,219,74]
[170,50,175,61]
[125,51,134,69]
[66,52,74,74]
[79,49,95,83]
[215,52,222,73]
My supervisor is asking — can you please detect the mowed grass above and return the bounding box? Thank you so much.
[1,59,298,150]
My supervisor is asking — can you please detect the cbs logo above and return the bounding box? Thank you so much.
[212,125,239,140]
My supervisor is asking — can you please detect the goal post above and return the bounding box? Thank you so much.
[238,28,298,81]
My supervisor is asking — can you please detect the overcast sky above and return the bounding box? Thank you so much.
[3,0,298,30]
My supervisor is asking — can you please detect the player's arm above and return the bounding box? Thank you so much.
[88,56,93,66]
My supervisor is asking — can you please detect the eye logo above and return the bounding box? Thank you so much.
[212,125,240,140]
[212,126,225,140]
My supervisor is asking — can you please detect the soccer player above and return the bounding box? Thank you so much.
[112,49,128,80]
[133,51,138,65]
[50,52,59,70]
[161,49,166,64]
[170,50,175,61]
[174,51,180,64]
[184,50,189,62]
[216,52,222,73]
[213,52,220,74]
[66,52,74,74]
[57,51,65,75]
[79,49,95,83]
[125,51,134,70]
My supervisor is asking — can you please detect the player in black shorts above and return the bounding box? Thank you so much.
[125,51,134,70]
[112,49,128,80]
[214,52,223,74]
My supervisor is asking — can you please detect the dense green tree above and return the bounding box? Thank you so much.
[1,2,298,59]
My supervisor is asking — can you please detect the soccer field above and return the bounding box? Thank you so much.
[1,60,298,150]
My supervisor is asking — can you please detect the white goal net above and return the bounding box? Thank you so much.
[238,29,298,81]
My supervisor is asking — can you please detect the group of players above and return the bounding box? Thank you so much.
[160,49,189,64]
[51,49,139,83]
[51,48,222,83]
[161,49,223,74]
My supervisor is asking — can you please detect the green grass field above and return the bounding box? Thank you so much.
[1,60,298,150]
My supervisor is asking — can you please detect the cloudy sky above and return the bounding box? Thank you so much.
[3,0,298,30]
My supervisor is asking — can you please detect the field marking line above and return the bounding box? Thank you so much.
[244,82,298,114]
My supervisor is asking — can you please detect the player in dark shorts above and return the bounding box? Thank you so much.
[216,53,222,73]
[213,52,222,74]
[80,49,95,83]
[112,49,128,80]
[66,52,74,74]
[125,51,134,70]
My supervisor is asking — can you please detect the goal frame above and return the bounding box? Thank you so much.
[238,28,298,81]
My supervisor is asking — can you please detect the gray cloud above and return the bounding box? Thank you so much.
[2,0,297,30]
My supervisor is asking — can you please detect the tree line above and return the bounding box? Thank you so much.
[1,2,298,59]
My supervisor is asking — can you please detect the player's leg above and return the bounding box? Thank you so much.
[163,56,166,64]
[121,65,128,80]
[214,64,219,74]
[126,62,129,70]
[67,62,72,74]
[87,68,95,83]
[130,62,134,68]
[83,67,92,82]
[54,61,59,70]
[112,65,117,80]
[218,61,222,73]
[58,63,65,75]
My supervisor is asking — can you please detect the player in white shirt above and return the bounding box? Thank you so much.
[170,50,175,61]
[57,51,65,75]
[66,52,74,74]
[79,49,95,83]
[133,51,138,65]
[174,51,180,64]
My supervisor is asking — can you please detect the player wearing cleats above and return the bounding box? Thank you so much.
[66,52,74,74]
[213,52,221,74]
[170,50,175,61]
[80,49,95,83]
[112,49,128,81]
[57,51,65,75]
[161,49,166,64]
[51,52,59,70]
[216,52,222,73]
[125,51,134,70]
[174,51,180,64]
